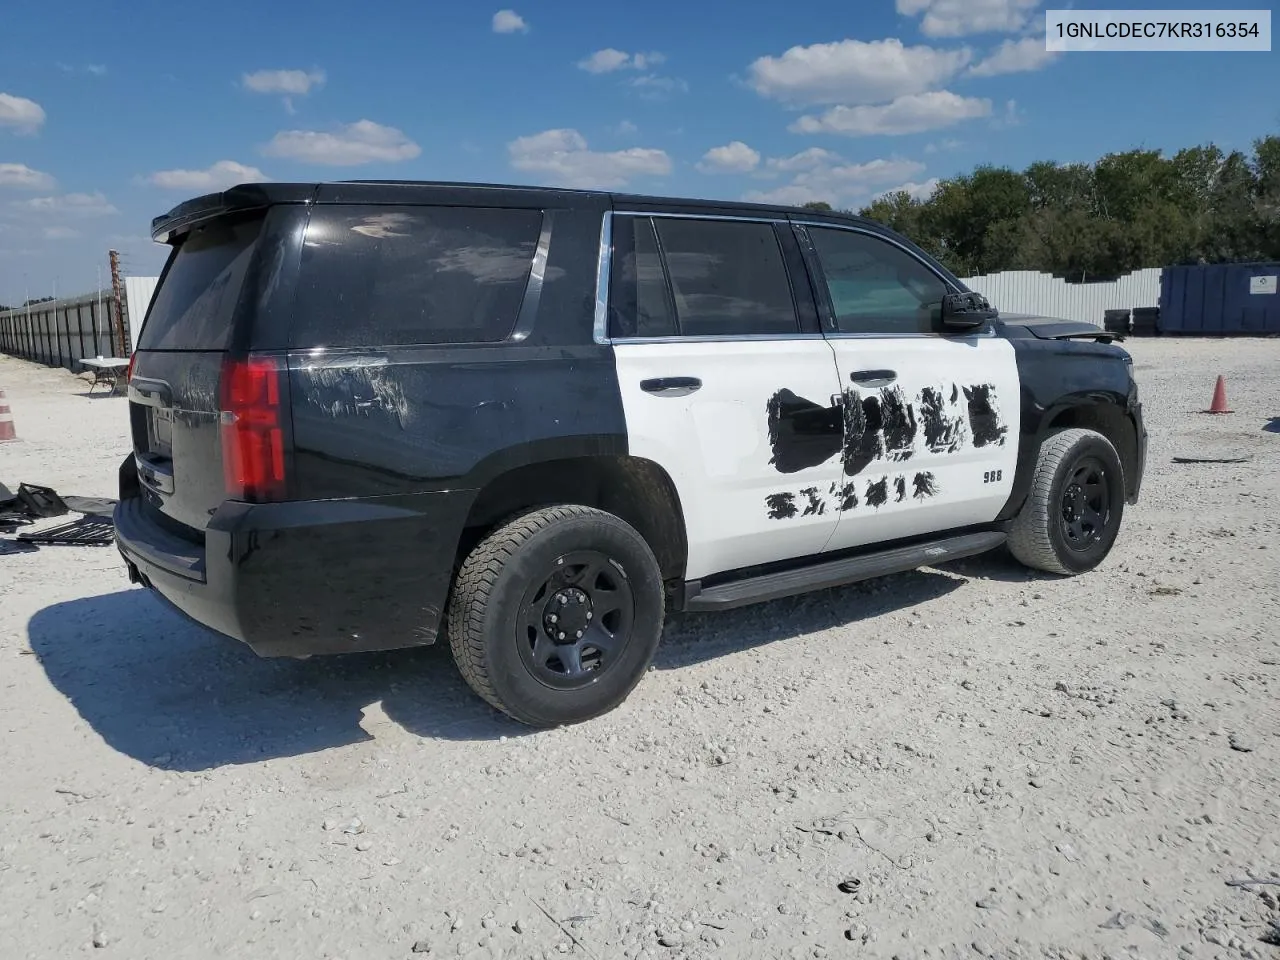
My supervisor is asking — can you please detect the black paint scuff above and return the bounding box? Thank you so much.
[841,389,884,477]
[894,476,907,502]
[766,492,798,520]
[879,385,918,462]
[912,471,939,500]
[920,387,966,453]
[962,384,1008,448]
[839,482,859,512]
[767,389,843,474]
[865,477,889,509]
[800,487,826,517]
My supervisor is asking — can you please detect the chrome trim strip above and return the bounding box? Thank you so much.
[611,333,827,345]
[509,210,554,342]
[592,211,613,345]
[614,210,786,225]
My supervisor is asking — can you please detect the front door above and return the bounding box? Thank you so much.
[795,222,1020,552]
[607,213,844,581]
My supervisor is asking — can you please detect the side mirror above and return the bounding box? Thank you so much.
[941,291,998,329]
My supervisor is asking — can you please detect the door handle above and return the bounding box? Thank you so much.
[849,369,897,387]
[640,376,702,397]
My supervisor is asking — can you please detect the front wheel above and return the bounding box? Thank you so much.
[1007,428,1126,576]
[447,505,665,727]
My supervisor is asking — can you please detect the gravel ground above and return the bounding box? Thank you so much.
[1,340,1278,960]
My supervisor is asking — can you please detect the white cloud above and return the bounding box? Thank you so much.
[630,74,688,98]
[15,192,118,216]
[0,92,47,134]
[991,98,1024,128]
[58,63,108,76]
[697,141,761,174]
[492,9,529,34]
[242,68,326,96]
[614,120,639,137]
[745,153,927,208]
[508,128,672,189]
[791,90,993,136]
[147,160,269,191]
[0,163,55,190]
[578,49,665,73]
[968,36,1060,76]
[43,225,80,240]
[874,177,941,202]
[747,38,971,107]
[896,0,1041,37]
[764,147,844,174]
[263,120,421,165]
[924,138,964,154]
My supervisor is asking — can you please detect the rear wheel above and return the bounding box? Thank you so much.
[1007,428,1125,576]
[447,505,665,727]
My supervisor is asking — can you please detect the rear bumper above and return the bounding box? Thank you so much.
[114,478,475,658]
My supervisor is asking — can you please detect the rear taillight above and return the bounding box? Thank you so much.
[124,354,135,383]
[219,355,287,502]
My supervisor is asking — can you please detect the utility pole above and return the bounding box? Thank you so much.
[108,249,127,356]
[95,265,103,356]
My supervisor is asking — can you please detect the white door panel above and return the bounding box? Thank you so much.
[826,335,1020,551]
[614,339,844,580]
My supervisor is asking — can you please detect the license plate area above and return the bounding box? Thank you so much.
[147,408,174,458]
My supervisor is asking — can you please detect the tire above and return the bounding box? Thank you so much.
[1007,428,1126,576]
[447,505,665,727]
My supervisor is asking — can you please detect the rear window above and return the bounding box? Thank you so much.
[137,216,264,351]
[292,205,543,348]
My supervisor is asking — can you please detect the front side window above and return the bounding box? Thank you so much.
[807,227,949,335]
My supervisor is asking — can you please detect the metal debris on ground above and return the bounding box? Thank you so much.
[15,483,69,518]
[16,515,115,547]
[0,482,116,551]
[1171,455,1251,464]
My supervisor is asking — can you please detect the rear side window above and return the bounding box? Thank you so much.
[138,215,263,351]
[653,218,799,337]
[293,205,543,348]
[608,216,677,338]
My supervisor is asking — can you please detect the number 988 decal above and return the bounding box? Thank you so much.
[983,469,1004,484]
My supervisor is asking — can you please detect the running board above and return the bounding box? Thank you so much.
[682,531,1006,612]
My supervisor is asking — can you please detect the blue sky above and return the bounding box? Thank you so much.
[1,0,1275,301]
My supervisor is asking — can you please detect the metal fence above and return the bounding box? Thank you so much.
[960,267,1163,328]
[0,292,129,371]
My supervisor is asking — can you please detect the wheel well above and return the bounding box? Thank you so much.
[459,456,688,580]
[1046,401,1139,499]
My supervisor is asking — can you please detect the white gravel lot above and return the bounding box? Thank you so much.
[1,340,1278,960]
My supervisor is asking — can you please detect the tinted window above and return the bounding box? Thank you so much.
[608,216,677,338]
[808,227,949,335]
[294,205,542,348]
[138,215,263,351]
[653,218,799,337]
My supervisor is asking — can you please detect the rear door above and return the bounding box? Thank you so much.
[607,212,844,581]
[128,212,271,535]
[794,221,1019,551]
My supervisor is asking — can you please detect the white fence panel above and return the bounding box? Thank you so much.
[960,268,1162,327]
[123,276,159,353]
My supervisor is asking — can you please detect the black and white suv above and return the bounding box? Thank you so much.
[114,181,1147,726]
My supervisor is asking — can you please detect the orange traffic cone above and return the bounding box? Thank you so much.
[0,389,16,442]
[1204,375,1232,415]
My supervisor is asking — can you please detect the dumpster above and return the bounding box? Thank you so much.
[1159,262,1280,335]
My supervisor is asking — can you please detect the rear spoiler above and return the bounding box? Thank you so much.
[150,183,317,243]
